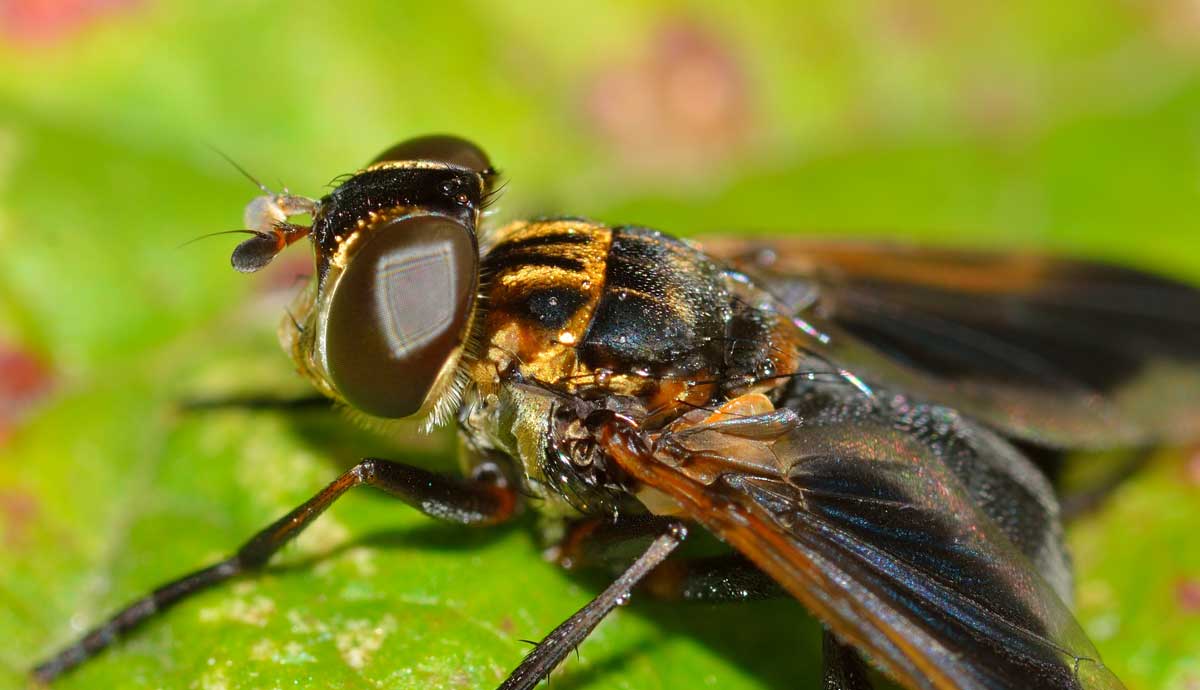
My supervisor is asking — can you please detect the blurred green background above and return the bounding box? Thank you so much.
[1,1,1199,689]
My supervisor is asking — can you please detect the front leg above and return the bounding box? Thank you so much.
[32,458,518,683]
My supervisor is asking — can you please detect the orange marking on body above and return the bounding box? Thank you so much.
[699,392,774,424]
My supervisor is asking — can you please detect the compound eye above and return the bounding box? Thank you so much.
[324,215,477,418]
[372,135,492,174]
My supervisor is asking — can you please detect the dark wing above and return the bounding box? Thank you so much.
[701,238,1200,448]
[602,390,1125,690]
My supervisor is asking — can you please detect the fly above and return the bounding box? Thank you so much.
[32,135,1200,689]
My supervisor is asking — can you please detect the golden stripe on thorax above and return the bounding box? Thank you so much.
[468,219,613,395]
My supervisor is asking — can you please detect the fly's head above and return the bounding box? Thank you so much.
[231,135,498,426]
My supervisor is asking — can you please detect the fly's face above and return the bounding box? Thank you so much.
[232,135,496,423]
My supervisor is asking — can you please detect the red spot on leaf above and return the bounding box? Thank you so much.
[0,488,39,549]
[0,343,53,445]
[1177,577,1200,613]
[584,18,752,172]
[874,0,943,44]
[1185,446,1200,487]
[257,252,314,295]
[1145,0,1200,52]
[1,0,142,46]
[958,72,1038,138]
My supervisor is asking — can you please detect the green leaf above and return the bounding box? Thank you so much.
[2,2,1199,689]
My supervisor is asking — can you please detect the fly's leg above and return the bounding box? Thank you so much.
[557,515,783,602]
[498,521,687,690]
[32,458,518,684]
[823,632,875,690]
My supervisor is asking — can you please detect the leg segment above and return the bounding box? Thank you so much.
[32,458,517,683]
[498,521,687,690]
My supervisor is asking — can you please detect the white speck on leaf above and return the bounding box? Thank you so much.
[198,594,277,626]
[335,613,398,669]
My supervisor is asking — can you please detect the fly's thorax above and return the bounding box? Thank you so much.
[467,218,613,397]
[464,221,813,426]
[455,220,820,516]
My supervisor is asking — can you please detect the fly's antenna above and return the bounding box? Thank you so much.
[208,144,319,227]
[207,145,318,273]
[209,144,271,195]
[176,229,260,250]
